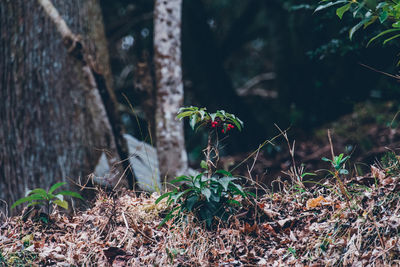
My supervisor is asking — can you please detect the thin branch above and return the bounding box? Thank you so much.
[359,63,400,80]
[327,129,335,160]
[38,0,74,39]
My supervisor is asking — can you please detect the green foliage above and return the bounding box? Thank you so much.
[322,153,350,174]
[316,0,400,44]
[11,182,83,213]
[157,106,251,228]
[322,152,351,202]
[177,106,244,132]
[156,171,250,228]
[381,151,400,175]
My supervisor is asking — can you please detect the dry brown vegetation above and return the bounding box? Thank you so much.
[1,155,400,266]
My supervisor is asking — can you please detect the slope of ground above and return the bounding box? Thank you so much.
[1,160,400,266]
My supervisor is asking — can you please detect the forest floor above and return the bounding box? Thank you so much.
[1,101,400,266]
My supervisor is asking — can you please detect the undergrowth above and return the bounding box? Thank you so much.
[1,108,400,265]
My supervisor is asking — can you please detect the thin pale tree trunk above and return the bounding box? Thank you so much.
[154,0,188,184]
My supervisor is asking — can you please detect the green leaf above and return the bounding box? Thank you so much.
[48,182,67,194]
[336,3,351,19]
[53,199,68,210]
[40,216,49,224]
[189,114,198,130]
[170,175,191,184]
[185,195,198,211]
[352,1,365,17]
[158,206,180,228]
[210,192,220,202]
[199,207,213,227]
[200,160,208,169]
[176,111,193,120]
[56,191,83,200]
[314,0,347,12]
[363,16,378,29]
[367,28,400,46]
[28,188,48,199]
[200,175,209,183]
[321,157,332,162]
[11,194,45,209]
[201,188,212,201]
[215,169,233,177]
[198,110,206,120]
[379,10,388,23]
[210,113,217,122]
[393,21,400,28]
[229,183,246,197]
[301,172,317,178]
[340,155,350,164]
[339,169,349,175]
[26,201,44,208]
[172,189,193,204]
[376,2,388,10]
[383,33,400,44]
[155,192,172,204]
[219,177,235,191]
[349,17,373,40]
[47,193,59,201]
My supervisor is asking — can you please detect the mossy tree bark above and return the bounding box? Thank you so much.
[0,0,128,215]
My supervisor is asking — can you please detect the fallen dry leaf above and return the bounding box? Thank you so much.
[306,196,329,210]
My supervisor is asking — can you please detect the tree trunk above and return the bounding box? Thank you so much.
[154,0,188,184]
[0,0,125,215]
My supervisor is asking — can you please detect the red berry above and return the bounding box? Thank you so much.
[222,129,225,133]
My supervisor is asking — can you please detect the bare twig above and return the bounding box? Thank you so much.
[359,63,400,80]
[327,129,335,160]
[229,129,284,173]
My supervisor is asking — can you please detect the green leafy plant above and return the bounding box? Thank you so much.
[322,153,350,175]
[11,182,83,217]
[315,0,400,45]
[157,106,251,228]
[322,153,351,203]
[156,170,248,228]
[177,106,243,133]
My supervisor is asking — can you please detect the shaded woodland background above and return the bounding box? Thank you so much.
[101,0,399,160]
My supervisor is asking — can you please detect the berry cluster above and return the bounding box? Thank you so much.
[221,124,235,133]
[211,121,219,128]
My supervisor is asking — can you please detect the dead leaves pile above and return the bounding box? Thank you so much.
[1,169,400,266]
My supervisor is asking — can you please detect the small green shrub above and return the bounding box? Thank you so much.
[157,106,252,228]
[322,153,350,175]
[156,170,248,228]
[322,153,351,203]
[11,182,83,217]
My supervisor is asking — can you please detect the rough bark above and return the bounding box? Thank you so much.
[154,0,188,183]
[0,0,126,215]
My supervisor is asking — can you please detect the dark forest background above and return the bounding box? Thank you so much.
[100,0,399,166]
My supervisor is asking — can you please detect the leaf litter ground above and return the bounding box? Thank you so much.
[1,165,400,266]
